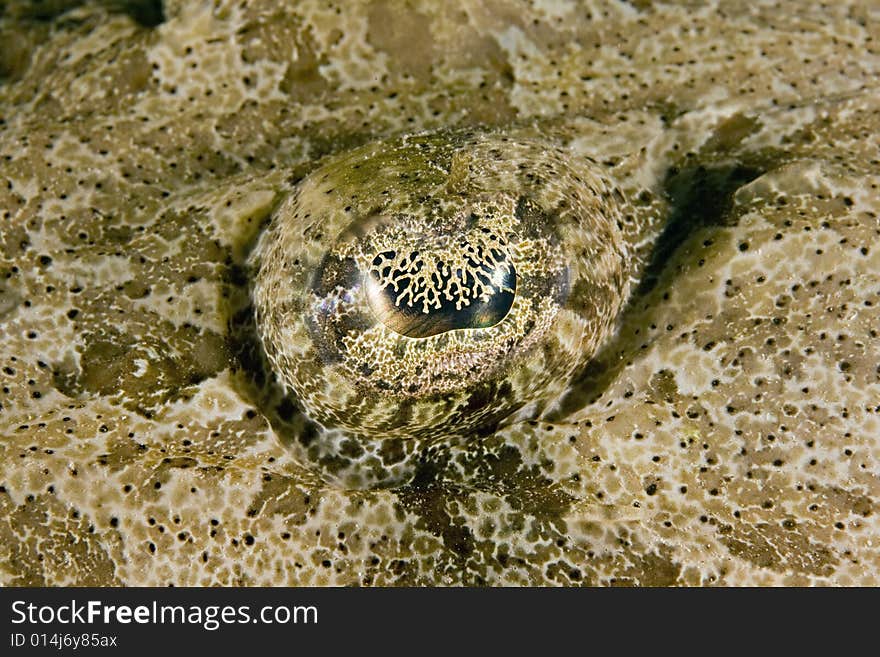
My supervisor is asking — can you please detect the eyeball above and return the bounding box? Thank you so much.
[251,129,631,441]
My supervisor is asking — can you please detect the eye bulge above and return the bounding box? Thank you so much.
[252,129,632,441]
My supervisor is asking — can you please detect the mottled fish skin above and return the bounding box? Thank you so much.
[0,1,878,585]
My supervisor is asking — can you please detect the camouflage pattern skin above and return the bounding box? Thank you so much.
[0,0,878,585]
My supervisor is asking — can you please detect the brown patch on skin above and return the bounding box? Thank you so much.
[702,113,762,154]
[245,474,313,523]
[252,18,331,103]
[0,212,31,259]
[366,1,435,79]
[567,278,625,323]
[393,441,579,583]
[398,481,476,564]
[95,436,150,473]
[377,437,407,466]
[614,547,682,587]
[0,22,46,82]
[720,522,838,577]
[814,485,874,520]
[648,369,680,403]
[440,20,515,85]
[425,21,519,125]
[110,48,153,98]
[54,324,228,414]
[0,492,123,586]
[624,0,655,11]
[0,283,22,320]
[458,86,519,126]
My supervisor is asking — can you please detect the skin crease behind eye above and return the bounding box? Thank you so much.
[0,0,878,586]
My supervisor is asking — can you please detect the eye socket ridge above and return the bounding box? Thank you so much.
[252,129,630,438]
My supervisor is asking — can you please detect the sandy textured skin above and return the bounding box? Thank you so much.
[1,0,878,585]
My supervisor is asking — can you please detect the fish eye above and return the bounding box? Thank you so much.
[363,240,517,339]
[251,129,631,440]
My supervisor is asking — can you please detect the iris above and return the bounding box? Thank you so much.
[365,249,516,338]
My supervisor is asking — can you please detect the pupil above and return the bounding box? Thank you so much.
[366,249,516,338]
